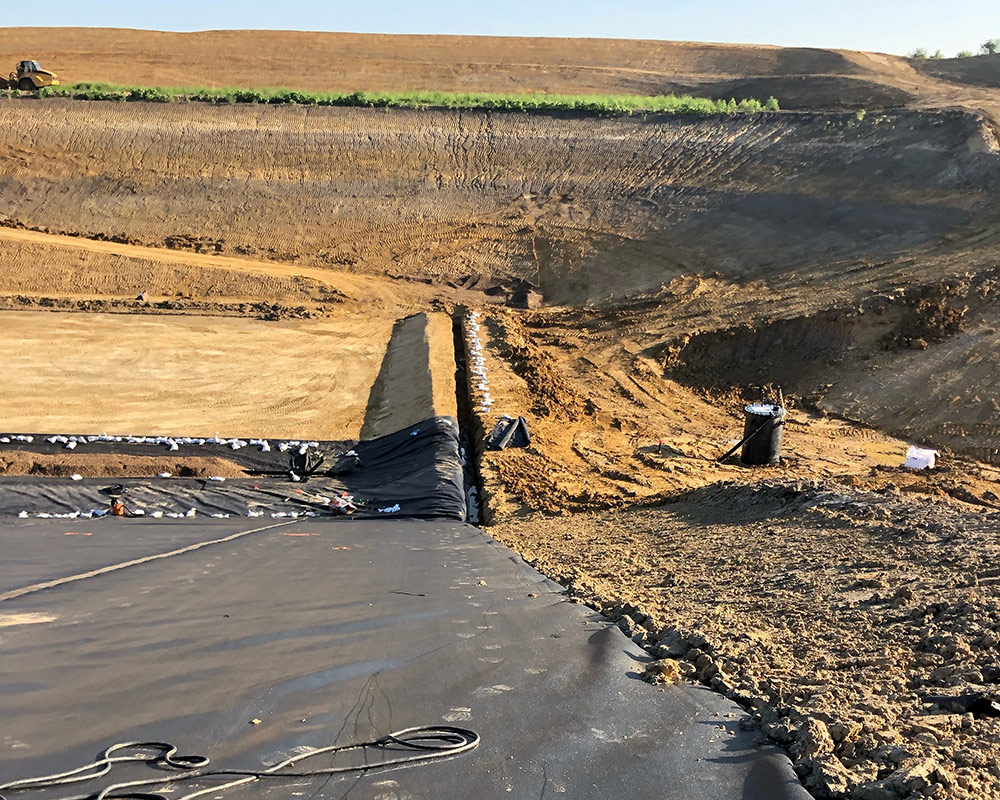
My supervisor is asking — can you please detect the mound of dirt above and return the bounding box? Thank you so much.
[0,451,245,478]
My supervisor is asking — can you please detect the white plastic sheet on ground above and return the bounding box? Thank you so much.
[904,446,938,470]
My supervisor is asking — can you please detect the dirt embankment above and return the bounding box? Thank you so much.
[1,28,922,109]
[912,54,1000,90]
[467,304,1000,518]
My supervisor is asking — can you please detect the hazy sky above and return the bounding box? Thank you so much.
[31,1,1000,56]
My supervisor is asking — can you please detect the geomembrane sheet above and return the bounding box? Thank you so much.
[0,417,466,521]
[0,517,812,799]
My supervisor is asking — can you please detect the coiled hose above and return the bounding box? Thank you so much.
[0,724,480,800]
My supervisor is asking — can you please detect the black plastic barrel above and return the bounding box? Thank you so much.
[740,404,786,465]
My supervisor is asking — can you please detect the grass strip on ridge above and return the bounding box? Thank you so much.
[24,82,779,115]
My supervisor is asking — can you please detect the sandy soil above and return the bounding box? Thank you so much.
[0,311,395,439]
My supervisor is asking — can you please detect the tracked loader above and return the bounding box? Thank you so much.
[2,59,59,90]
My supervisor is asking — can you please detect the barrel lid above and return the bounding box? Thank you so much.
[745,403,786,417]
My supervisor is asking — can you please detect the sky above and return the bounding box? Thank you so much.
[30,1,1000,56]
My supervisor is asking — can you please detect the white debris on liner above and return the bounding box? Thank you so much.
[209,476,226,482]
[3,432,318,456]
[70,474,83,481]
[157,472,172,478]
[12,500,330,522]
[464,310,495,414]
[378,504,401,514]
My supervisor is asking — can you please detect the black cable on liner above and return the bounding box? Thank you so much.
[0,725,480,800]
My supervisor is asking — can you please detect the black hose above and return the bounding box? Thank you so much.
[717,416,773,463]
[0,725,480,800]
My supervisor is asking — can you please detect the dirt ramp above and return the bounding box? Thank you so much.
[913,53,1000,89]
[361,311,457,440]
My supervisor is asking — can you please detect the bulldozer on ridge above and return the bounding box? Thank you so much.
[1,59,59,91]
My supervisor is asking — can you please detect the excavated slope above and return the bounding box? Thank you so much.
[0,100,994,306]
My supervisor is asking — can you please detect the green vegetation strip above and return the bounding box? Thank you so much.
[18,82,779,115]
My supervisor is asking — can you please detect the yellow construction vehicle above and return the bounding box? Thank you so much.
[2,59,59,91]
